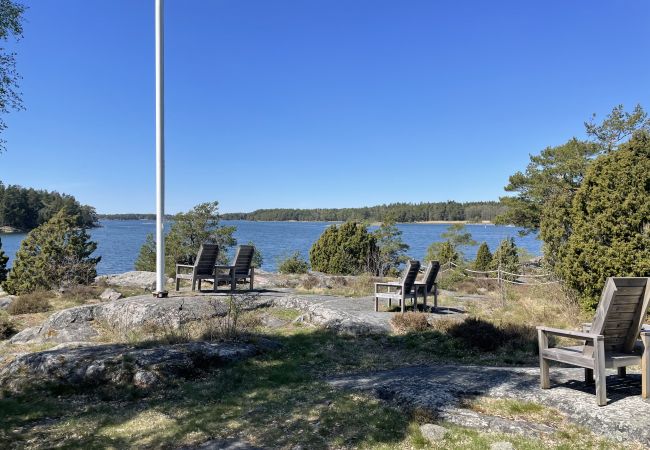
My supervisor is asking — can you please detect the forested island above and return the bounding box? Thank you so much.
[0,183,97,232]
[221,201,506,223]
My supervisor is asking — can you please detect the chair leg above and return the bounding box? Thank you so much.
[374,296,379,312]
[433,285,438,309]
[231,277,236,291]
[617,367,626,378]
[388,298,392,308]
[401,297,405,314]
[175,277,180,291]
[423,289,427,310]
[642,333,650,399]
[198,279,202,291]
[594,338,607,406]
[191,278,197,291]
[585,368,594,385]
[537,329,550,389]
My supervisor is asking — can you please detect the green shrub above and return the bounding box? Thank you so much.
[559,133,650,310]
[7,291,52,315]
[309,221,377,275]
[425,241,458,265]
[247,241,263,268]
[0,311,15,339]
[473,242,493,272]
[490,237,519,279]
[0,237,8,284]
[3,210,100,295]
[278,252,310,274]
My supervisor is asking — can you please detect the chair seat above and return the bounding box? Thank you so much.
[543,345,642,369]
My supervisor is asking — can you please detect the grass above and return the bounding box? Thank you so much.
[0,275,636,448]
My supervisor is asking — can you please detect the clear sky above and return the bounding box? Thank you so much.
[0,0,648,214]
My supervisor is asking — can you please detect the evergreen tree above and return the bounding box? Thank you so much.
[490,238,520,280]
[3,210,100,294]
[425,241,459,266]
[134,201,236,277]
[372,220,409,277]
[473,242,493,272]
[309,221,377,275]
[247,241,263,268]
[560,132,650,310]
[0,236,8,283]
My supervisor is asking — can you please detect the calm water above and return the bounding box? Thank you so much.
[0,220,540,275]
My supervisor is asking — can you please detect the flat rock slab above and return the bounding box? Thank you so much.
[96,271,173,290]
[0,340,264,393]
[10,294,274,345]
[327,364,650,444]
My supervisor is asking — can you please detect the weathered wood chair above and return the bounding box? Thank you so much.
[537,277,650,406]
[374,260,421,313]
[174,243,219,291]
[413,260,441,310]
[214,245,256,291]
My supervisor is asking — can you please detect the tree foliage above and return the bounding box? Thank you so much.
[425,241,458,266]
[134,202,236,277]
[490,238,520,277]
[3,210,100,294]
[223,201,506,223]
[278,252,310,274]
[585,104,650,153]
[309,221,377,275]
[0,182,97,230]
[473,242,493,272]
[559,132,650,310]
[371,220,409,277]
[0,236,8,283]
[0,0,25,153]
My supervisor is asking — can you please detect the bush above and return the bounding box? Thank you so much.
[559,133,650,310]
[3,210,100,295]
[309,221,377,275]
[490,238,520,280]
[0,237,8,284]
[0,311,15,339]
[447,318,534,352]
[425,241,458,265]
[7,291,52,315]
[473,242,493,272]
[278,252,309,274]
[391,312,429,333]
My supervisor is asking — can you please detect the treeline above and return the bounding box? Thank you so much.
[0,182,97,231]
[222,201,506,223]
[98,213,158,221]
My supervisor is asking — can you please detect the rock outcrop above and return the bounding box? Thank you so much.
[10,294,274,345]
[96,271,172,290]
[0,340,265,393]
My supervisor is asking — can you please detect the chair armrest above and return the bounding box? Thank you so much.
[537,326,603,341]
[176,264,194,274]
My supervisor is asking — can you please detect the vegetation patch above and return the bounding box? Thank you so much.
[7,292,52,315]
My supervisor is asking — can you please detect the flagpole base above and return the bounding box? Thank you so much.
[153,291,169,298]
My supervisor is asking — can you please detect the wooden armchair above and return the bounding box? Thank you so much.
[174,243,219,291]
[374,260,421,313]
[537,277,650,406]
[214,245,256,291]
[413,261,440,310]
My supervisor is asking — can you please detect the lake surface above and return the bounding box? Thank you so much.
[0,220,541,275]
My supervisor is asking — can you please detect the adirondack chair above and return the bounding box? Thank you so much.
[174,243,219,291]
[413,261,441,310]
[374,260,421,313]
[214,245,256,291]
[537,277,650,406]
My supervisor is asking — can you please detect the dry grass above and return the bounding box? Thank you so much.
[295,272,379,297]
[391,312,429,333]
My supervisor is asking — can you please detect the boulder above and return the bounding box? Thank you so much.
[96,271,171,290]
[0,340,263,393]
[10,294,274,345]
[419,423,447,442]
[99,288,122,302]
[0,296,15,310]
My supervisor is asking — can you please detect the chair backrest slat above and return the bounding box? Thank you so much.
[401,260,421,294]
[422,261,441,293]
[194,243,219,276]
[233,245,255,275]
[584,277,650,355]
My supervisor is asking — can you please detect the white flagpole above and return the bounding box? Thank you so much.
[155,0,167,297]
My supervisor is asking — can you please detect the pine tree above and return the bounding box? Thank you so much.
[3,210,100,294]
[425,240,459,266]
[309,221,377,275]
[0,237,8,283]
[474,242,493,272]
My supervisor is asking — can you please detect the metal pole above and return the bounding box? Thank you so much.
[155,0,167,297]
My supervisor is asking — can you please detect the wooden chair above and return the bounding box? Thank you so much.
[413,261,441,310]
[174,243,219,291]
[214,245,256,291]
[537,277,650,406]
[374,260,421,313]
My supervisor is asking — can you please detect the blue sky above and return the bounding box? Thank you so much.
[0,0,648,214]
